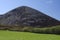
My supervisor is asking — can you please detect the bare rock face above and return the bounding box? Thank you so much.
[0,6,60,27]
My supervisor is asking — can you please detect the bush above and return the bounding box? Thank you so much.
[28,25,60,34]
[0,24,60,34]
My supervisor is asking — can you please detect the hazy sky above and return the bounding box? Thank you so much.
[0,0,60,20]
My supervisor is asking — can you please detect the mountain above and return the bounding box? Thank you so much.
[0,6,60,28]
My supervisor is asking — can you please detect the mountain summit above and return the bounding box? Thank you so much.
[0,6,60,27]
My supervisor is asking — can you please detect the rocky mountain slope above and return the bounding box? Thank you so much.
[0,6,60,28]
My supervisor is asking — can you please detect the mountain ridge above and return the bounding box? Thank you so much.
[0,6,60,28]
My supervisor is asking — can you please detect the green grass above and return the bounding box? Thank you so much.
[0,30,60,40]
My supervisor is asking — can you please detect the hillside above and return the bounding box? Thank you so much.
[0,6,60,27]
[0,6,60,34]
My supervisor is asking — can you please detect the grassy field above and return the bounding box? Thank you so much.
[0,30,60,40]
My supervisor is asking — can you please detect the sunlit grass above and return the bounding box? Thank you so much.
[0,30,60,40]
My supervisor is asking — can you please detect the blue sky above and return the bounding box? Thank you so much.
[0,0,60,20]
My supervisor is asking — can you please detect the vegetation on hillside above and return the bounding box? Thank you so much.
[19,25,60,34]
[0,25,60,34]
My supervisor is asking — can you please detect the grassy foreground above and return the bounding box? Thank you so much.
[0,30,60,40]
